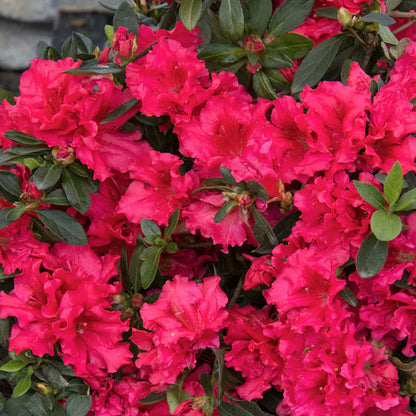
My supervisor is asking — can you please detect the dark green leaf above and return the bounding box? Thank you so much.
[40,365,69,390]
[315,7,338,19]
[218,401,254,416]
[5,395,33,416]
[260,48,293,68]
[6,145,48,156]
[219,0,245,41]
[13,373,32,398]
[35,210,88,246]
[6,206,26,223]
[338,286,358,307]
[263,68,291,90]
[212,348,225,401]
[113,0,139,35]
[65,394,92,416]
[252,206,278,247]
[26,393,52,416]
[226,397,265,416]
[384,161,403,206]
[32,164,63,190]
[220,167,237,185]
[166,242,178,253]
[273,210,301,243]
[360,12,396,25]
[253,71,279,99]
[0,360,26,373]
[266,33,313,60]
[291,35,343,93]
[353,180,386,210]
[268,0,315,37]
[207,9,230,43]
[394,188,416,211]
[42,189,70,206]
[73,32,94,54]
[139,392,166,405]
[247,180,269,201]
[0,317,10,348]
[378,25,399,45]
[61,34,77,59]
[199,373,213,396]
[356,233,388,278]
[36,41,49,59]
[100,98,139,125]
[179,0,202,31]
[386,0,403,9]
[63,66,123,76]
[4,130,44,146]
[141,218,161,236]
[371,210,402,241]
[214,200,238,223]
[246,0,273,35]
[62,169,92,214]
[129,244,145,292]
[140,246,163,289]
[166,387,193,414]
[0,209,15,229]
[0,89,16,105]
[0,171,22,202]
[165,208,180,239]
[44,45,61,61]
[199,44,246,64]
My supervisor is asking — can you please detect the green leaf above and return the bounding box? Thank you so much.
[353,180,386,210]
[315,7,338,19]
[260,48,293,68]
[166,387,193,414]
[32,164,63,190]
[220,167,237,185]
[140,246,163,289]
[218,401,254,416]
[63,65,123,76]
[65,394,92,416]
[265,33,313,60]
[219,0,245,41]
[199,373,213,396]
[100,98,139,125]
[212,348,225,401]
[386,0,403,11]
[356,233,388,278]
[0,208,15,229]
[371,210,402,241]
[3,131,44,146]
[268,0,315,37]
[252,205,278,247]
[0,360,26,372]
[273,210,301,243]
[129,243,145,292]
[165,208,180,239]
[247,180,269,201]
[394,188,416,211]
[263,68,291,90]
[166,242,178,254]
[140,392,166,405]
[207,9,230,43]
[0,89,16,105]
[179,0,202,31]
[42,189,70,206]
[338,286,358,307]
[35,209,88,246]
[384,161,403,206]
[73,32,94,54]
[226,397,265,416]
[113,0,139,35]
[0,171,23,203]
[291,35,342,93]
[246,0,273,35]
[13,373,32,398]
[378,25,399,45]
[214,200,238,223]
[62,169,92,214]
[6,206,26,223]
[40,365,69,390]
[360,12,396,25]
[141,218,161,236]
[253,71,279,99]
[199,44,246,64]
[26,393,52,416]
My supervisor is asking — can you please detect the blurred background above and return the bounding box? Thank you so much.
[0,0,118,93]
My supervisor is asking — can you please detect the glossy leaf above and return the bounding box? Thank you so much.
[165,208,180,239]
[356,233,388,278]
[315,7,338,19]
[0,360,26,373]
[252,205,278,247]
[100,98,139,125]
[42,189,70,206]
[199,44,246,63]
[12,372,32,398]
[140,246,163,289]
[214,200,238,223]
[291,35,342,93]
[371,210,402,241]
[394,188,416,211]
[219,0,245,41]
[273,210,301,243]
[266,33,313,60]
[268,0,315,37]
[353,180,386,210]
[65,394,92,416]
[247,180,269,201]
[35,209,88,246]
[32,164,63,190]
[264,68,291,89]
[246,0,273,35]
[253,71,279,99]
[218,402,254,416]
[113,0,139,35]
[4,130,44,146]
[220,167,237,184]
[0,171,23,203]
[141,218,161,236]
[0,209,15,229]
[6,206,26,223]
[360,12,396,25]
[40,365,69,390]
[62,169,91,214]
[179,0,202,30]
[63,65,123,76]
[338,287,359,307]
[384,161,403,207]
[260,48,293,68]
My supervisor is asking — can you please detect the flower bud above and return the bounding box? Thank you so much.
[337,8,353,28]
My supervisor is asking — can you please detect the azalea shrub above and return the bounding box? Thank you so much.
[1,0,416,415]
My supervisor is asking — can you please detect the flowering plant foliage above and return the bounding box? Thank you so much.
[0,0,416,415]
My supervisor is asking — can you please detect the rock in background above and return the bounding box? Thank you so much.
[0,0,115,92]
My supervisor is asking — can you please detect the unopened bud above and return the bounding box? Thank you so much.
[51,146,75,165]
[337,8,353,28]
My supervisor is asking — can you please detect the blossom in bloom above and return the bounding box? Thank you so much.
[131,275,228,386]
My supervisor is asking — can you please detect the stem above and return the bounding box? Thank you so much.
[393,19,416,34]
[388,11,416,18]
[227,274,245,307]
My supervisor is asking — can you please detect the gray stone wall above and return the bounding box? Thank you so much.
[0,0,115,91]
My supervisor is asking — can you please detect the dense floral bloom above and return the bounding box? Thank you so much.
[131,276,228,386]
